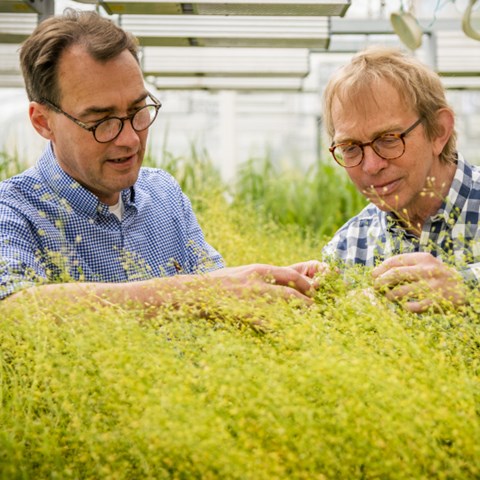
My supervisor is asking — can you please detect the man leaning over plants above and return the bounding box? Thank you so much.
[322,46,480,313]
[0,9,325,308]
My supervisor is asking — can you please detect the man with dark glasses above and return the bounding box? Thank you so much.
[322,46,479,312]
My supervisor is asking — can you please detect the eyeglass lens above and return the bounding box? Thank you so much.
[95,105,158,142]
[334,134,404,167]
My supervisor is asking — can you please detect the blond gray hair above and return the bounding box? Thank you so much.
[322,46,456,164]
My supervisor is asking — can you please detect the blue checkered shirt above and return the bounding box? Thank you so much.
[322,153,480,283]
[0,143,224,299]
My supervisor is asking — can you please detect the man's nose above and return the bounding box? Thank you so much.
[361,145,388,175]
[114,119,141,146]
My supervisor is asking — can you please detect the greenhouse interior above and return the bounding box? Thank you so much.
[1,0,480,180]
[1,2,480,478]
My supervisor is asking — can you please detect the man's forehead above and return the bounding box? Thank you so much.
[333,80,404,116]
[57,47,145,107]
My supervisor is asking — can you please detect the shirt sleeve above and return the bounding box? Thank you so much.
[0,204,48,299]
[458,263,480,285]
[177,186,225,274]
[322,235,341,261]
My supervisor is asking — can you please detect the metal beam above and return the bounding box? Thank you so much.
[28,0,54,22]
[141,47,310,77]
[119,15,330,48]
[0,13,37,42]
[330,17,462,35]
[146,75,304,91]
[73,0,350,16]
[0,0,54,20]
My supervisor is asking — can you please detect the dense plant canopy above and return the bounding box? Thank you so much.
[0,151,479,478]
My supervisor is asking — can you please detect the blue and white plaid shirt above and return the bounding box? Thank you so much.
[0,143,224,299]
[323,153,480,283]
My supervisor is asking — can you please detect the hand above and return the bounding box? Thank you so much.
[372,252,467,313]
[288,260,331,280]
[207,261,328,304]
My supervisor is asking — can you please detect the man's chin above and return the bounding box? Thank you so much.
[368,195,401,212]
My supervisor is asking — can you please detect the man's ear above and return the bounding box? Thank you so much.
[432,107,454,157]
[29,101,55,140]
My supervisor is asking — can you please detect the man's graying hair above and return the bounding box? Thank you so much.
[323,46,457,164]
[20,9,139,104]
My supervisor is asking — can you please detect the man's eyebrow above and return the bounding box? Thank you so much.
[335,124,402,144]
[78,92,149,118]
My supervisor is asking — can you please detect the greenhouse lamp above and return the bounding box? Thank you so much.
[462,0,480,41]
[390,8,423,50]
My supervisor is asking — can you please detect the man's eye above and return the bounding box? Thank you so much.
[376,135,400,147]
[85,116,111,126]
[341,145,360,155]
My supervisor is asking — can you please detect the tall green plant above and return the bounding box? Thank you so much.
[234,153,367,239]
[146,140,225,213]
[0,150,26,180]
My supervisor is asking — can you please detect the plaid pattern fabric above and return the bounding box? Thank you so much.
[0,143,224,299]
[322,153,480,283]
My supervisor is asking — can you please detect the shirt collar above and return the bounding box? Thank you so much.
[37,142,136,217]
[383,153,468,232]
[431,152,470,223]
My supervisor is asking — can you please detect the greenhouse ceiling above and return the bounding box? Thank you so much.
[1,0,480,91]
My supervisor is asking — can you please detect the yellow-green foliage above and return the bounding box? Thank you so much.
[1,193,479,479]
[195,193,323,266]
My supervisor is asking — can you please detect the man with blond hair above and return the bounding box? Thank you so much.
[322,46,479,312]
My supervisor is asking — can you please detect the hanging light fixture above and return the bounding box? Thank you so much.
[390,1,423,50]
[462,0,480,41]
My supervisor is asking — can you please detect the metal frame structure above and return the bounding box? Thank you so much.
[141,47,310,77]
[119,15,330,48]
[0,13,37,42]
[2,1,480,91]
[0,0,54,20]
[73,0,350,16]
[146,75,304,91]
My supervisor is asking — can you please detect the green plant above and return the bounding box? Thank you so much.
[1,268,479,479]
[145,140,225,210]
[234,153,367,239]
[1,184,479,479]
[0,150,26,180]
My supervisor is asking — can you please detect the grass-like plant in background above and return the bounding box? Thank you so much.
[146,141,225,207]
[1,148,479,478]
[0,150,27,181]
[146,143,367,240]
[234,152,367,239]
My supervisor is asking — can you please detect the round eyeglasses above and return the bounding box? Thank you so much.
[41,92,162,143]
[329,117,423,168]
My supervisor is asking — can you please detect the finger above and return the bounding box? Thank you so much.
[374,265,425,289]
[382,282,420,302]
[282,286,315,305]
[266,266,316,296]
[402,298,433,313]
[289,260,330,278]
[372,252,433,278]
[379,283,434,313]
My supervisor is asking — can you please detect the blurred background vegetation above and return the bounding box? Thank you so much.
[143,145,367,242]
